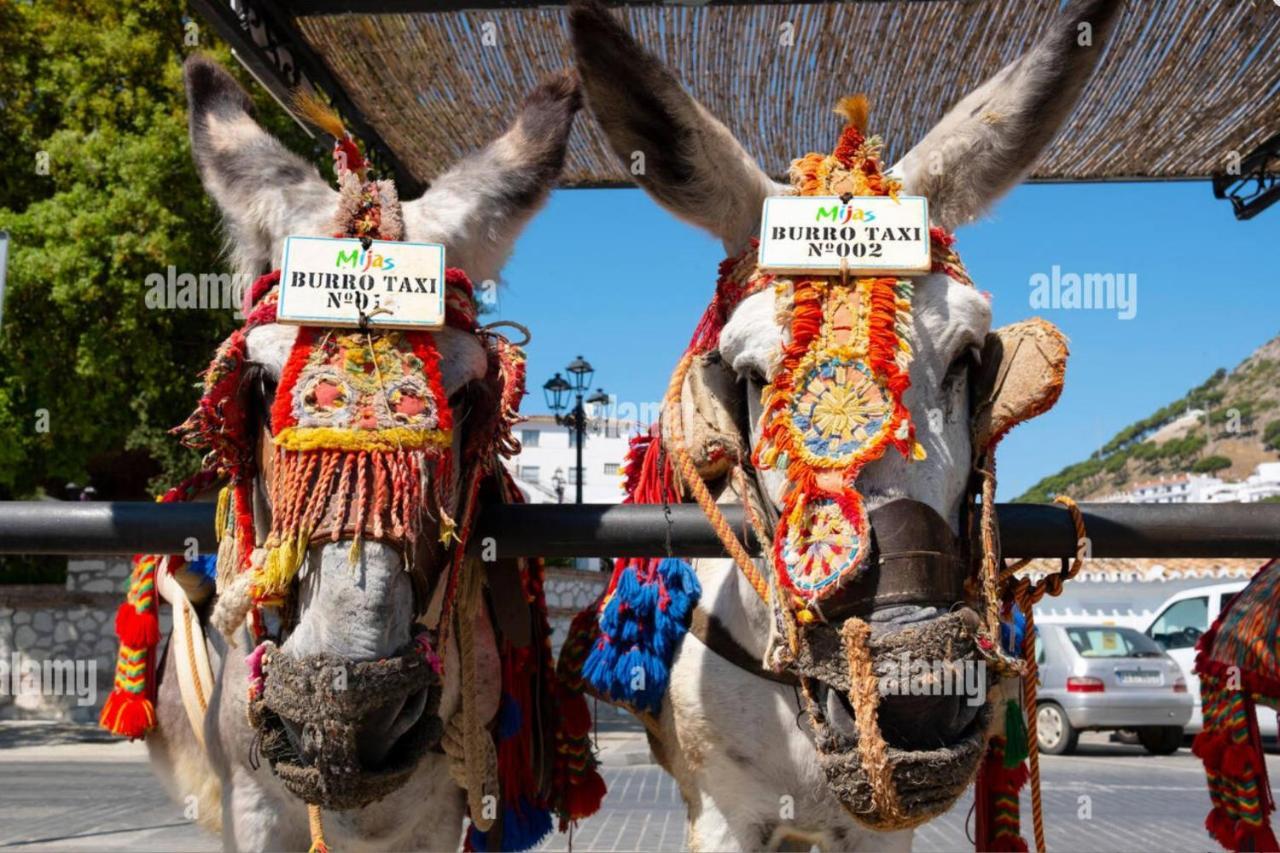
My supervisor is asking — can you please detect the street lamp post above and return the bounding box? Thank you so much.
[542,356,609,504]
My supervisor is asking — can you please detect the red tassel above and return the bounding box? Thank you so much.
[98,689,156,739]
[1235,820,1280,853]
[565,768,606,820]
[1194,729,1226,772]
[561,689,591,740]
[1255,821,1280,852]
[114,601,159,649]
[1206,807,1236,850]
[1222,742,1256,778]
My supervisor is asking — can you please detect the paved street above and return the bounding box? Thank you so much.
[1,722,1276,851]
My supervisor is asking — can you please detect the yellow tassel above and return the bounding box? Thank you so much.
[256,532,308,596]
[834,94,870,132]
[438,510,458,545]
[912,441,928,461]
[215,486,230,542]
[292,90,347,141]
[797,608,816,625]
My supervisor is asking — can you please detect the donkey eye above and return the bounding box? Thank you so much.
[947,345,982,378]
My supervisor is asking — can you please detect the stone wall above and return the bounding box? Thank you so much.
[0,558,607,721]
[0,556,134,722]
[543,566,608,656]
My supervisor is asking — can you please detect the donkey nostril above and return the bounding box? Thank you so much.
[353,688,430,771]
[386,687,429,745]
[354,696,408,769]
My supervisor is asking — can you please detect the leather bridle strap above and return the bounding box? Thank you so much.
[688,607,799,687]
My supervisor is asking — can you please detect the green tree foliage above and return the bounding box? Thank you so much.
[1264,419,1280,452]
[0,1,318,498]
[1191,455,1232,474]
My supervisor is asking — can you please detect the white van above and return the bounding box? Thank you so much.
[1143,581,1278,738]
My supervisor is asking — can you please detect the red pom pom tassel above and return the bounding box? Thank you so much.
[114,600,159,649]
[98,688,156,739]
[561,689,592,740]
[564,768,606,821]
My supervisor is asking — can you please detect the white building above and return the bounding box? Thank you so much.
[1022,558,1264,628]
[1102,461,1280,504]
[503,413,638,505]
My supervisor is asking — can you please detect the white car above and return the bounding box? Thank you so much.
[1143,581,1279,739]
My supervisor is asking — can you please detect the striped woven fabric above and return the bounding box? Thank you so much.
[1207,558,1280,692]
[1192,558,1280,851]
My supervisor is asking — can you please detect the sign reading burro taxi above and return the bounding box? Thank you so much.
[277,236,446,329]
[758,196,931,277]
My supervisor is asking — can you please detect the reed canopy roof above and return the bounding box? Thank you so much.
[262,0,1279,189]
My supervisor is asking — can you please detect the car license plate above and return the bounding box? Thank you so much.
[1116,670,1162,686]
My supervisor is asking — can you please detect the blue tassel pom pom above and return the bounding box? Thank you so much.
[582,557,701,714]
[466,796,553,852]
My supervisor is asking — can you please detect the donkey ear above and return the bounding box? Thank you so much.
[408,70,582,286]
[184,55,336,275]
[892,0,1122,231]
[569,0,783,254]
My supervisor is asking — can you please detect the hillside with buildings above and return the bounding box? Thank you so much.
[1018,332,1280,504]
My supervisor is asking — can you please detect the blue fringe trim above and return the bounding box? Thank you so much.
[466,796,553,851]
[581,557,700,714]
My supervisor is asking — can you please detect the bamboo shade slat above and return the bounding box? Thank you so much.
[291,1,1280,189]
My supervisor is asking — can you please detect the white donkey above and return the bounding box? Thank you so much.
[568,0,1118,849]
[142,55,582,851]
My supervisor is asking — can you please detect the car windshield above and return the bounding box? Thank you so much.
[1065,626,1166,658]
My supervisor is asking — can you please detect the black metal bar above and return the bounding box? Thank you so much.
[2,501,1280,559]
[0,502,220,557]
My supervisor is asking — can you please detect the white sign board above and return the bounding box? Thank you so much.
[277,236,446,329]
[758,195,931,276]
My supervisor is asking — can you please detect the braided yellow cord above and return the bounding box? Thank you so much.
[307,804,328,853]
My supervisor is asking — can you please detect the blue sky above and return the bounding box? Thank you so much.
[494,181,1279,499]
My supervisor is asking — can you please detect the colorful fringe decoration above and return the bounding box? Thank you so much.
[100,469,223,739]
[553,606,607,831]
[459,470,605,850]
[581,431,701,714]
[467,646,554,852]
[99,553,162,738]
[752,100,924,613]
[974,735,1031,852]
[1193,559,1280,851]
[255,326,455,600]
[582,555,701,714]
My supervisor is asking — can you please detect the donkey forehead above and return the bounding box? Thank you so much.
[718,273,991,379]
[244,324,488,395]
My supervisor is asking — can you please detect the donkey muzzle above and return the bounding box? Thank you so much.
[819,497,967,622]
[248,633,443,811]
